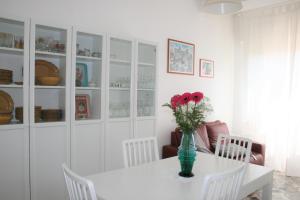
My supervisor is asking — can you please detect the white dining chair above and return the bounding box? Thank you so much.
[62,164,98,200]
[199,163,247,200]
[215,134,252,163]
[122,136,159,168]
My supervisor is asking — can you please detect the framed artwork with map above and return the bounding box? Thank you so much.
[167,39,195,75]
[200,59,214,78]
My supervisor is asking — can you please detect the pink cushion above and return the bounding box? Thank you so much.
[206,122,230,146]
[205,120,221,126]
[196,125,211,150]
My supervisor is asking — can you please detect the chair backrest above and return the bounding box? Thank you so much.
[215,134,252,163]
[199,163,247,200]
[122,137,159,168]
[62,164,98,200]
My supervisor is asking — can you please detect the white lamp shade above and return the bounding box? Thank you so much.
[204,0,242,15]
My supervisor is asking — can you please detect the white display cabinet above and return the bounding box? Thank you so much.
[105,38,157,171]
[0,16,158,198]
[29,21,71,200]
[0,16,30,200]
[71,28,105,176]
[105,36,134,171]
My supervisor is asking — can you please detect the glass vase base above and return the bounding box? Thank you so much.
[178,172,194,178]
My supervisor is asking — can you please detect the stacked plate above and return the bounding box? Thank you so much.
[0,69,13,84]
[35,60,61,86]
[0,90,14,124]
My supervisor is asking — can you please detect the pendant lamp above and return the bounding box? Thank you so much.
[204,0,243,15]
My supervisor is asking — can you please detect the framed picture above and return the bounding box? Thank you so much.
[75,94,90,119]
[200,59,214,78]
[76,63,88,87]
[167,39,195,75]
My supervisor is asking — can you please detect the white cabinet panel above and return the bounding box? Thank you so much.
[30,126,69,200]
[135,119,155,139]
[72,123,104,176]
[0,127,29,200]
[105,121,131,171]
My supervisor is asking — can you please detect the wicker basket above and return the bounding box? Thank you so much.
[41,109,62,122]
[15,106,42,122]
[0,69,13,84]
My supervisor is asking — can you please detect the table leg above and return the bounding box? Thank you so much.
[261,181,273,200]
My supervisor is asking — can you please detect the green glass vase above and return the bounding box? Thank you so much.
[178,132,196,177]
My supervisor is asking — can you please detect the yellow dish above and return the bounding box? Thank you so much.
[0,114,12,124]
[37,76,61,86]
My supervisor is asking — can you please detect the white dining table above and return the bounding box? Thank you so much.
[87,152,273,200]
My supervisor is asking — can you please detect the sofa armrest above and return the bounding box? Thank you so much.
[252,142,265,163]
[252,142,265,154]
[162,145,178,159]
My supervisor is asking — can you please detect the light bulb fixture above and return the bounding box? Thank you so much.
[203,0,243,15]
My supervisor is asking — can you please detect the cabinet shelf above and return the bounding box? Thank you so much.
[138,62,155,67]
[76,55,102,61]
[0,123,25,130]
[136,116,156,120]
[32,121,66,127]
[137,88,155,91]
[35,85,65,89]
[76,87,101,90]
[109,87,130,91]
[75,119,102,125]
[0,84,23,88]
[110,59,131,65]
[108,118,131,122]
[35,50,66,57]
[0,46,24,55]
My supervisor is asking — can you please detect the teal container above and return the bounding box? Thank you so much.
[178,132,196,177]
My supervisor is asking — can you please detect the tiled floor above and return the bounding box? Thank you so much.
[245,171,300,200]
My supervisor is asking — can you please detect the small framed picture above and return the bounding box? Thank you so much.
[75,94,90,119]
[167,39,195,75]
[76,63,88,87]
[200,59,214,78]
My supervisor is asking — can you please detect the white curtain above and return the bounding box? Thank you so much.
[233,2,300,174]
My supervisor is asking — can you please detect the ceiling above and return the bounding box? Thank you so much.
[198,0,293,12]
[241,0,292,11]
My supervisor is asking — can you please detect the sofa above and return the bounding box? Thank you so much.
[162,121,266,166]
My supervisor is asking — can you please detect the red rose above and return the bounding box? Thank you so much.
[191,92,204,103]
[171,94,181,109]
[179,92,192,105]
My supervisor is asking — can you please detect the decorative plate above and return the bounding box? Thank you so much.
[35,59,59,78]
[0,90,14,114]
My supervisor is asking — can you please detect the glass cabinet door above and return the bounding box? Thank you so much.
[137,42,156,117]
[109,37,132,119]
[0,18,27,125]
[33,24,69,123]
[75,32,103,120]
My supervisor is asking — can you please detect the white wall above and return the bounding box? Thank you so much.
[0,0,235,154]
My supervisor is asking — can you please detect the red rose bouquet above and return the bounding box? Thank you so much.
[163,92,212,133]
